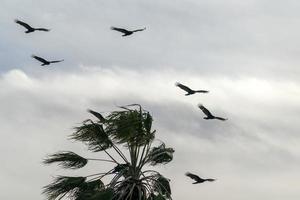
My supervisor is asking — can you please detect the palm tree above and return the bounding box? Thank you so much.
[43,104,174,200]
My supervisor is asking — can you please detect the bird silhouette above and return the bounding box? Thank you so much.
[198,104,227,121]
[111,26,146,36]
[185,172,216,184]
[15,19,50,33]
[175,82,209,96]
[32,55,63,66]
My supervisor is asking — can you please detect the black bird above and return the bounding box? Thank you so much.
[175,82,209,96]
[198,104,227,121]
[87,109,106,122]
[111,26,146,36]
[15,19,50,33]
[185,172,216,184]
[32,55,64,66]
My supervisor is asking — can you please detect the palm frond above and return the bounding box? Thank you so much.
[154,176,171,199]
[43,151,88,169]
[104,108,154,146]
[75,179,105,200]
[43,176,86,200]
[86,188,114,200]
[147,143,174,165]
[71,121,112,152]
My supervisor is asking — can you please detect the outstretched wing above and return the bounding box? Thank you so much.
[175,82,194,93]
[50,60,64,63]
[198,104,214,118]
[132,27,146,32]
[32,55,48,64]
[111,27,129,34]
[15,19,33,30]
[35,28,50,32]
[185,172,201,182]
[206,178,216,182]
[215,117,227,121]
[196,90,209,93]
[87,109,105,122]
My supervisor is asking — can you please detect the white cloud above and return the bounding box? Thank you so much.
[0,68,299,199]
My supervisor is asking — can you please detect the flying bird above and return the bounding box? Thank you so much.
[111,26,146,36]
[15,19,50,33]
[175,82,209,96]
[198,104,227,121]
[185,172,216,184]
[32,55,64,66]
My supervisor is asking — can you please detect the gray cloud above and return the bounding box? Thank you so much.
[1,0,300,199]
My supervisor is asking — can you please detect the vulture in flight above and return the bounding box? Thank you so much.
[111,26,146,36]
[175,82,209,96]
[198,104,227,121]
[32,55,64,66]
[185,172,216,184]
[15,19,50,33]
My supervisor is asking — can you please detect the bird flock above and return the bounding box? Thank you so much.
[15,19,221,186]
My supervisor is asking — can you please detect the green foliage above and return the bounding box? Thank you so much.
[43,105,174,200]
[43,176,86,199]
[72,121,112,152]
[43,151,88,169]
[147,143,175,165]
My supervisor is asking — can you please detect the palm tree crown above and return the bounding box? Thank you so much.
[43,104,174,200]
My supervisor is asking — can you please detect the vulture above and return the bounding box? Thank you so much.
[111,26,146,36]
[185,172,216,184]
[15,19,50,33]
[175,82,209,96]
[198,104,227,121]
[32,55,64,66]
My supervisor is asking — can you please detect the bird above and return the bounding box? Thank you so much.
[185,172,216,184]
[198,104,227,121]
[110,26,146,36]
[32,55,64,66]
[15,19,50,33]
[175,82,209,96]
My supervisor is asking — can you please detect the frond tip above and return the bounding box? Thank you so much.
[147,143,175,165]
[43,151,88,169]
[43,176,86,200]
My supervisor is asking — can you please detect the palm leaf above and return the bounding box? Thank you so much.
[43,151,88,169]
[154,176,171,199]
[75,179,105,200]
[43,176,86,200]
[147,143,174,165]
[71,121,112,151]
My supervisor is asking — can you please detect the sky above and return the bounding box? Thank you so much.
[1,0,300,199]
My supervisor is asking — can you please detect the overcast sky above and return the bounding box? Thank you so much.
[1,0,300,199]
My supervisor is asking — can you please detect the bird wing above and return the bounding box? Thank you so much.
[205,179,216,182]
[185,172,201,182]
[215,117,227,121]
[32,55,48,63]
[50,60,64,63]
[88,109,105,122]
[132,27,146,32]
[198,104,214,117]
[175,82,193,93]
[35,28,50,31]
[111,27,129,34]
[15,19,33,30]
[196,90,209,93]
